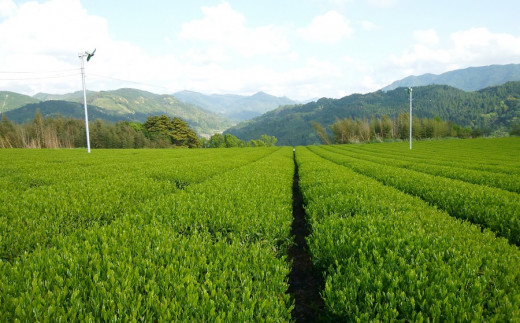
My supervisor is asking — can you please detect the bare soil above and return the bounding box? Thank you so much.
[287,154,325,322]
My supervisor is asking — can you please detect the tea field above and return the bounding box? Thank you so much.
[1,137,519,321]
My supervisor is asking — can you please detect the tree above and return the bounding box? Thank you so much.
[248,139,265,147]
[381,115,392,139]
[32,109,45,148]
[208,133,225,148]
[0,115,20,148]
[224,133,242,147]
[311,121,332,145]
[321,114,471,144]
[143,115,201,148]
[260,134,277,147]
[511,123,520,136]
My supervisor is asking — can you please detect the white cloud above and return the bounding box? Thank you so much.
[389,27,520,77]
[413,29,439,46]
[360,76,385,92]
[299,11,352,44]
[0,0,107,55]
[0,0,16,18]
[179,2,289,57]
[0,0,112,94]
[0,0,183,95]
[183,47,229,65]
[360,20,379,31]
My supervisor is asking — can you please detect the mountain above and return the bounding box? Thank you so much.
[2,100,137,124]
[2,88,233,136]
[33,91,86,101]
[0,91,40,113]
[173,90,297,121]
[226,82,520,146]
[382,64,520,92]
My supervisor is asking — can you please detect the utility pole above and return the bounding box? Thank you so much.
[408,87,413,150]
[78,49,95,153]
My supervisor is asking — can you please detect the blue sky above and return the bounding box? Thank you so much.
[1,0,520,100]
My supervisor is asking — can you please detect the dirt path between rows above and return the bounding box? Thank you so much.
[287,152,324,322]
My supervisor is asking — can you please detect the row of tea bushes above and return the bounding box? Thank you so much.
[332,144,520,193]
[0,148,275,261]
[309,145,520,245]
[296,146,520,321]
[0,147,295,321]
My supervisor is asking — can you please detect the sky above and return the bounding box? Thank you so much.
[1,0,520,101]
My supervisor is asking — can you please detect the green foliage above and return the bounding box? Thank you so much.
[205,133,278,148]
[0,147,295,320]
[144,115,201,148]
[0,91,40,113]
[2,139,519,321]
[331,139,520,193]
[322,113,474,144]
[311,121,331,144]
[309,140,520,245]
[296,142,520,321]
[511,123,520,135]
[260,134,278,146]
[0,112,205,149]
[3,100,128,124]
[5,88,234,136]
[207,133,226,148]
[227,81,520,146]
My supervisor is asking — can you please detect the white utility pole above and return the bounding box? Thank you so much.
[79,49,95,153]
[408,87,413,150]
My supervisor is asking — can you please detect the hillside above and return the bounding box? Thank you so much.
[2,100,148,124]
[226,82,520,146]
[3,89,233,136]
[382,64,520,91]
[33,91,86,102]
[173,90,297,121]
[0,91,40,113]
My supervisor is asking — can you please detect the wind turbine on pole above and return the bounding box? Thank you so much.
[79,48,96,153]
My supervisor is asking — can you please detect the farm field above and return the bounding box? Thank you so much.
[1,137,520,321]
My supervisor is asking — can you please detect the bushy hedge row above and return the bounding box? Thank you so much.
[309,145,520,245]
[0,147,294,321]
[296,146,520,321]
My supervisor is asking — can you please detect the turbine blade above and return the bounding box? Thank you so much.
[87,48,96,62]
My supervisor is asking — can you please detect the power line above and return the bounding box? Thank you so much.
[0,68,79,74]
[0,69,178,93]
[0,72,80,81]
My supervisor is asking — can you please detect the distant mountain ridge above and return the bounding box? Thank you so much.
[382,64,520,92]
[1,89,233,136]
[3,100,139,124]
[226,81,520,146]
[0,91,40,113]
[173,90,297,121]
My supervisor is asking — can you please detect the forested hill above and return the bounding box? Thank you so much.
[2,100,147,124]
[382,64,520,92]
[0,91,39,112]
[1,88,233,136]
[225,81,520,146]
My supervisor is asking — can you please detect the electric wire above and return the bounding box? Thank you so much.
[0,69,178,93]
[0,68,81,81]
[0,73,80,81]
[0,68,79,74]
